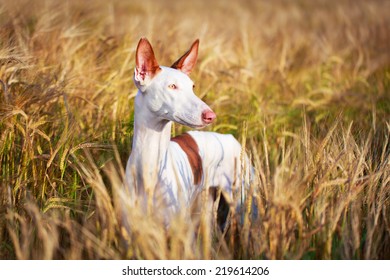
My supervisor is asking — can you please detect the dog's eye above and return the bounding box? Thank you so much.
[192,84,195,89]
[168,84,177,90]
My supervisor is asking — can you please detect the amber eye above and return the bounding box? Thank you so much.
[168,84,177,90]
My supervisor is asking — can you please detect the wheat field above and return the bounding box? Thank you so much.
[0,0,389,260]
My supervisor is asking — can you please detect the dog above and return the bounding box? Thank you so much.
[125,38,252,227]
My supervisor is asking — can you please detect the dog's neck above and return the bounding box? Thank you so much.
[127,91,172,194]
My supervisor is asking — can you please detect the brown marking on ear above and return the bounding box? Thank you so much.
[171,133,203,185]
[170,39,199,75]
[136,38,161,79]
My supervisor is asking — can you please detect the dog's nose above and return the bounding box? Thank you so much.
[202,109,216,124]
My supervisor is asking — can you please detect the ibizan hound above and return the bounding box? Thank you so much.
[125,38,251,223]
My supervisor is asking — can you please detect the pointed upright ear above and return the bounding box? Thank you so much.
[171,39,199,75]
[134,38,161,88]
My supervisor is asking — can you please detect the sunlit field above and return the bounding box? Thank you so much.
[0,0,389,259]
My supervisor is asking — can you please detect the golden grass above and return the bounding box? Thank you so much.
[0,0,389,259]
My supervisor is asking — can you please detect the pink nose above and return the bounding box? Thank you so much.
[202,109,216,124]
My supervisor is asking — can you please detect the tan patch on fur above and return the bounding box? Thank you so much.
[171,133,203,185]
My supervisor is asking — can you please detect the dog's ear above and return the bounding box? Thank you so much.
[134,38,161,88]
[171,39,199,75]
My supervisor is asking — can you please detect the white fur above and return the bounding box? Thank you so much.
[125,39,250,219]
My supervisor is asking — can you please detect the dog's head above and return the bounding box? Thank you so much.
[133,38,216,128]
